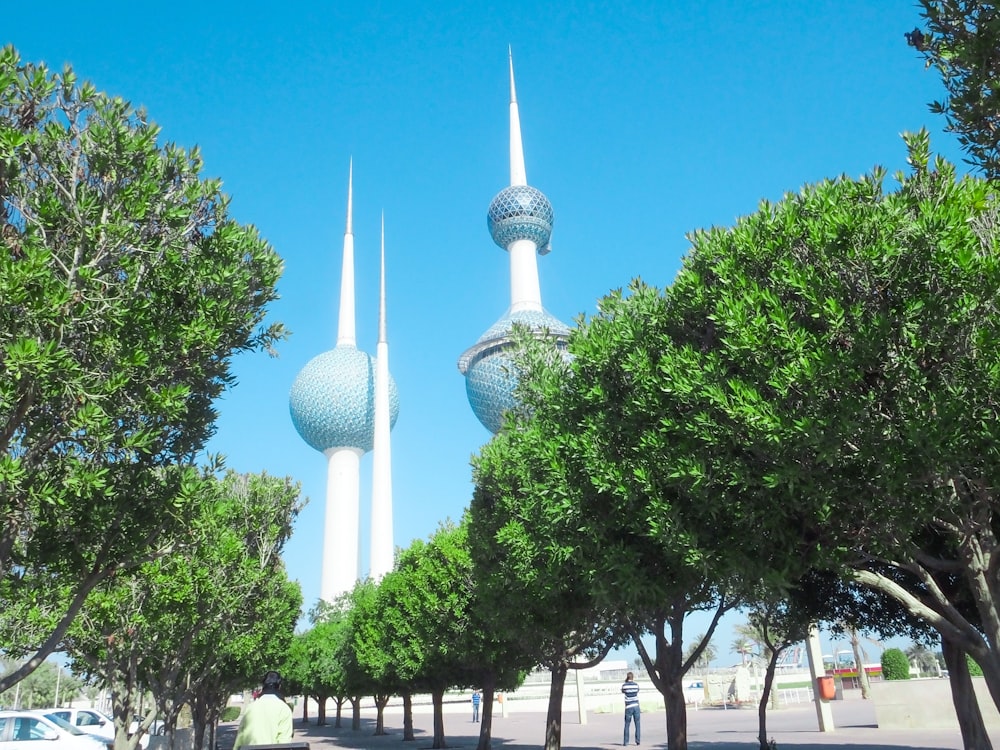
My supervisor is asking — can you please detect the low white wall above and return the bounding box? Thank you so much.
[871,678,1000,730]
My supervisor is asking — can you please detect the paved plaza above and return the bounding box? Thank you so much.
[219,694,993,750]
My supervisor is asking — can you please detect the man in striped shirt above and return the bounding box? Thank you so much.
[621,671,640,745]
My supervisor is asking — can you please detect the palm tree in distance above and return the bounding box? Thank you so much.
[732,636,754,666]
[683,634,716,671]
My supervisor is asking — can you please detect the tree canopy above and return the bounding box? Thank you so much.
[0,45,285,687]
[909,0,1000,178]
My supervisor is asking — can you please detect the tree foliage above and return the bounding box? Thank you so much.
[881,648,911,681]
[0,45,285,687]
[61,471,302,750]
[908,0,1000,179]
[484,125,1000,748]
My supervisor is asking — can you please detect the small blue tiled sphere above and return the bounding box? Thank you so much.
[289,346,399,453]
[487,185,553,253]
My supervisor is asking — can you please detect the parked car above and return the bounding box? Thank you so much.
[683,680,706,704]
[35,709,114,742]
[128,715,166,738]
[0,710,109,750]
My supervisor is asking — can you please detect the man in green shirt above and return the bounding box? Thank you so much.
[234,671,293,750]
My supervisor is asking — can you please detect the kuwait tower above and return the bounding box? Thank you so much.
[458,52,570,434]
[289,165,399,603]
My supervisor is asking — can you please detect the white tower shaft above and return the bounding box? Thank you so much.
[321,447,362,602]
[336,162,357,347]
[370,216,394,580]
[510,239,543,312]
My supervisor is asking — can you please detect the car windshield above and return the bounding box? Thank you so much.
[41,713,85,735]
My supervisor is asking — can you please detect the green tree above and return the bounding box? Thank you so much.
[283,606,353,728]
[485,319,744,750]
[346,579,396,736]
[881,648,911,681]
[381,522,471,749]
[0,45,285,690]
[737,594,813,750]
[0,660,84,709]
[497,128,1000,748]
[471,419,627,750]
[908,0,1000,178]
[62,471,302,750]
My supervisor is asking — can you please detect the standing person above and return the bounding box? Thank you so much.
[234,671,294,750]
[471,689,481,722]
[622,671,640,746]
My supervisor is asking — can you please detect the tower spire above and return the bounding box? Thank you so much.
[508,48,527,187]
[370,213,394,580]
[336,160,356,347]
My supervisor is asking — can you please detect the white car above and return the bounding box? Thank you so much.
[35,710,114,742]
[127,715,165,738]
[0,711,109,750]
[683,680,706,704]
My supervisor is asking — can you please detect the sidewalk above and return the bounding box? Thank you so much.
[219,694,989,750]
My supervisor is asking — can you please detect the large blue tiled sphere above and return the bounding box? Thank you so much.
[460,308,570,434]
[487,185,553,253]
[289,346,399,453]
[464,349,519,435]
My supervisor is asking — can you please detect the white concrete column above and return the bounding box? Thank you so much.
[320,447,363,602]
[509,239,542,313]
[805,624,835,732]
[370,341,393,579]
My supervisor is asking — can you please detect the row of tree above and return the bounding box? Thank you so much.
[275,6,1000,750]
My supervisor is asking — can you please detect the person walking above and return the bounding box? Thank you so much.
[234,671,293,750]
[471,689,481,722]
[622,671,640,746]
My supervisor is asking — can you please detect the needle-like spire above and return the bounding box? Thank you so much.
[336,160,356,347]
[509,47,527,187]
[378,214,387,344]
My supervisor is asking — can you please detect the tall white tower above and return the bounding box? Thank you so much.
[289,165,399,603]
[458,51,570,434]
[369,216,394,580]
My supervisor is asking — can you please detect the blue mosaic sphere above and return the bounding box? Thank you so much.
[460,308,570,434]
[487,185,553,253]
[289,346,399,453]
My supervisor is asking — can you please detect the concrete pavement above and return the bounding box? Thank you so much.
[218,694,992,750]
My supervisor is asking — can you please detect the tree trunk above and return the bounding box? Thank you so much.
[334,696,344,728]
[351,695,361,731]
[301,694,310,724]
[475,676,496,750]
[848,627,871,699]
[402,692,415,741]
[942,637,993,750]
[757,651,781,750]
[373,693,390,736]
[663,679,687,750]
[544,662,568,750]
[431,688,447,749]
[317,694,327,726]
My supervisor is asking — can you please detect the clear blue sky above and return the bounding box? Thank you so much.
[6,1,959,662]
